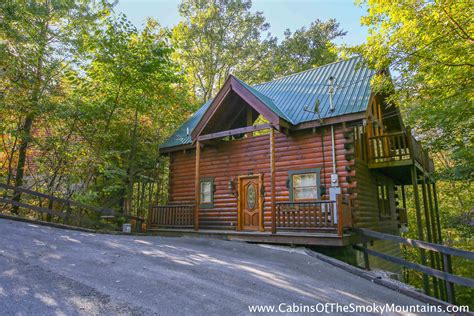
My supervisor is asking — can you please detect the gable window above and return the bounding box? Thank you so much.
[200,177,214,208]
[288,169,321,201]
[377,182,391,219]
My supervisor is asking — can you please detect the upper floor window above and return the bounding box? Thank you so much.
[288,169,320,201]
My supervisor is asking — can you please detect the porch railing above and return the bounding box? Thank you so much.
[147,204,194,228]
[368,131,434,173]
[276,195,352,237]
[368,132,411,163]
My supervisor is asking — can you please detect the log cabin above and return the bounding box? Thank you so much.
[148,57,441,265]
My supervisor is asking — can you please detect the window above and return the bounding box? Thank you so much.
[377,182,391,219]
[288,169,320,201]
[200,177,214,208]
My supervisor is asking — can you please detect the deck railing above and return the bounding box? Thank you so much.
[367,131,434,173]
[147,204,194,228]
[276,195,352,237]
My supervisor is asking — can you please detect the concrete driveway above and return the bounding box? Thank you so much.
[0,219,440,315]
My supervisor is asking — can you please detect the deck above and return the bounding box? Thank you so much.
[146,228,356,246]
[147,198,354,246]
[366,131,434,183]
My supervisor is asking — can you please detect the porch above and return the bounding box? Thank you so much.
[146,197,355,246]
[365,130,434,184]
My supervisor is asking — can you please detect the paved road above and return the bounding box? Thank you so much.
[0,219,440,315]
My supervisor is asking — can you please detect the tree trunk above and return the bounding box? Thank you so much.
[12,114,34,214]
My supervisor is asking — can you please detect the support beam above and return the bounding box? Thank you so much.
[197,124,271,142]
[270,128,276,234]
[426,179,445,299]
[194,141,201,231]
[443,253,456,304]
[401,185,407,210]
[411,166,430,295]
[421,176,439,299]
[246,106,253,138]
[432,183,443,244]
[432,182,450,301]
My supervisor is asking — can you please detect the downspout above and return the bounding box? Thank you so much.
[328,76,341,223]
[331,124,337,175]
[328,76,338,185]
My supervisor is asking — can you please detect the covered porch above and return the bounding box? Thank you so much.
[146,197,354,246]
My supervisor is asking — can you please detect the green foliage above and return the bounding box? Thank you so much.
[351,0,473,181]
[352,0,473,306]
[172,0,276,102]
[402,181,473,308]
[0,3,190,217]
[272,19,346,77]
[172,0,345,102]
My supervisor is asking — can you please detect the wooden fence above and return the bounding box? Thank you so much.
[353,228,474,304]
[0,183,144,231]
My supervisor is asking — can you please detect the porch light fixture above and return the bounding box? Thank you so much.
[228,178,236,196]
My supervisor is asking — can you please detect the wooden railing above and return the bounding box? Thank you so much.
[367,131,434,173]
[276,195,352,237]
[147,204,194,228]
[0,182,144,231]
[354,228,474,304]
[368,132,411,163]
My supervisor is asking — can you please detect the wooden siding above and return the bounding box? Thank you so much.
[168,125,355,230]
[352,158,398,232]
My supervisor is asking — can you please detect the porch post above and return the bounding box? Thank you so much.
[411,166,430,295]
[270,127,276,234]
[194,141,201,231]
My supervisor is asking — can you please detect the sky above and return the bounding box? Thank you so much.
[115,0,369,46]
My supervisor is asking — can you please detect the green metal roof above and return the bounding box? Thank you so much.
[233,77,293,123]
[161,57,375,149]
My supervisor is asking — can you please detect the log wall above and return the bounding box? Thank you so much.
[168,125,357,230]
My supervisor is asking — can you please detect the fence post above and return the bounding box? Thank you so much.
[362,242,370,270]
[442,253,456,304]
[64,201,71,225]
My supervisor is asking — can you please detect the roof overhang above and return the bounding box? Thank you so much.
[190,75,291,143]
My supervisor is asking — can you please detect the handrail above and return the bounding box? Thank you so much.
[367,131,434,173]
[353,228,474,304]
[368,131,406,138]
[0,183,144,230]
[0,182,114,216]
[276,196,352,237]
[355,228,474,259]
[276,200,336,205]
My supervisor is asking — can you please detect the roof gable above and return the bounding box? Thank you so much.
[190,75,291,141]
[161,57,376,150]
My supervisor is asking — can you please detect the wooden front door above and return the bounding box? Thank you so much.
[238,175,263,231]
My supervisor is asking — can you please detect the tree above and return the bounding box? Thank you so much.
[352,0,473,305]
[0,1,109,212]
[75,14,190,213]
[273,19,346,77]
[172,0,276,103]
[352,0,473,181]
